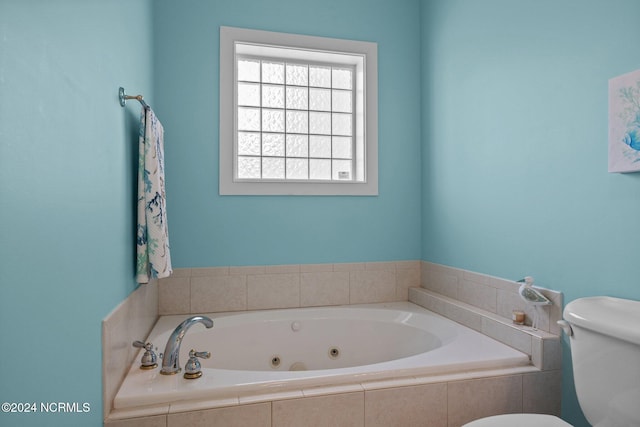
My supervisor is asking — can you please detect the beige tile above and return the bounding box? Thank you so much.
[105,405,170,421]
[169,397,238,413]
[135,280,160,338]
[396,267,420,301]
[496,288,530,323]
[105,415,167,427]
[546,291,563,336]
[361,376,425,391]
[229,265,266,275]
[462,269,493,286]
[523,370,562,416]
[458,279,497,313]
[395,260,421,270]
[190,267,229,277]
[302,383,364,397]
[408,287,431,308]
[426,262,463,278]
[349,270,396,304]
[532,336,562,371]
[272,392,364,427]
[167,403,270,427]
[448,375,523,426]
[420,261,430,287]
[531,336,543,370]
[300,271,349,307]
[445,301,484,332]
[169,268,191,277]
[365,383,447,427]
[265,264,301,274]
[103,281,159,419]
[481,317,532,355]
[103,307,132,419]
[247,273,300,310]
[191,275,247,313]
[333,262,365,272]
[299,263,334,273]
[365,261,396,271]
[158,277,191,315]
[488,276,520,292]
[239,390,304,405]
[425,268,459,299]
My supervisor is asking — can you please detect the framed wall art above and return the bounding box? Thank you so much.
[609,69,640,173]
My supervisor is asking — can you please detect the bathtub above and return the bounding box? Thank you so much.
[113,302,530,411]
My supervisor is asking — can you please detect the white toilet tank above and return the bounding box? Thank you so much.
[563,296,640,427]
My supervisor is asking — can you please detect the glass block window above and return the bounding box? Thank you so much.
[236,56,355,182]
[220,26,378,195]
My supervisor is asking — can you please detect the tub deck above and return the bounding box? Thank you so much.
[113,302,531,416]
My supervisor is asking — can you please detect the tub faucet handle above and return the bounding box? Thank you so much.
[132,340,158,370]
[183,348,210,380]
[192,350,211,359]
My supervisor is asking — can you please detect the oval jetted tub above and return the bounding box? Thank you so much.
[113,302,530,411]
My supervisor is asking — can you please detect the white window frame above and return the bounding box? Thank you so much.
[220,26,378,196]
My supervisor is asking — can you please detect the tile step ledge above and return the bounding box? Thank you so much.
[409,287,561,371]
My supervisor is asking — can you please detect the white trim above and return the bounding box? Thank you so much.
[220,26,378,196]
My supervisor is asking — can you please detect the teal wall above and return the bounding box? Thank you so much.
[0,1,152,426]
[421,1,640,425]
[152,0,423,268]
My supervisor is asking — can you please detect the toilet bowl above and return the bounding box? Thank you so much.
[462,413,572,426]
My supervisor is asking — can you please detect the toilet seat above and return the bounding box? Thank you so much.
[462,413,573,426]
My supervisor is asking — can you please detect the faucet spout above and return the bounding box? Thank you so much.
[160,316,213,375]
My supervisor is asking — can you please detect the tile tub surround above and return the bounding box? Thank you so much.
[157,261,421,315]
[409,288,561,371]
[104,367,561,426]
[420,261,563,335]
[105,261,564,425]
[103,280,159,421]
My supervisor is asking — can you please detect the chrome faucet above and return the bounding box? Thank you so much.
[160,316,213,375]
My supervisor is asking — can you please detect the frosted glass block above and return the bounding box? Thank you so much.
[238,107,260,131]
[238,59,260,82]
[309,66,331,88]
[262,62,284,84]
[286,158,308,180]
[237,156,261,179]
[309,112,331,135]
[309,88,331,111]
[286,111,308,134]
[286,63,308,86]
[261,84,284,108]
[332,113,352,136]
[332,68,352,90]
[332,136,352,159]
[262,157,285,179]
[238,132,261,156]
[332,90,352,113]
[309,159,331,180]
[309,135,331,158]
[286,87,308,110]
[262,109,284,132]
[238,83,260,107]
[262,133,285,157]
[332,160,352,180]
[286,134,308,157]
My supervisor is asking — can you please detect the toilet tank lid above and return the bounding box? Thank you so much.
[564,296,640,345]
